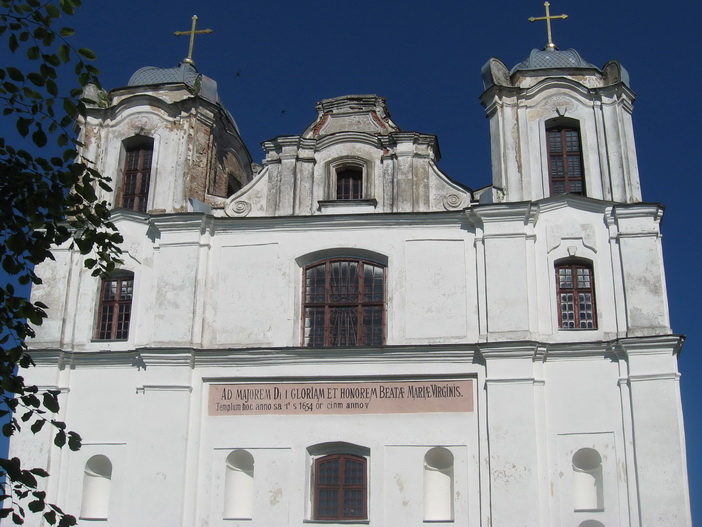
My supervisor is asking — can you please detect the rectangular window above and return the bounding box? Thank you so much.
[314,454,367,520]
[303,259,385,347]
[96,274,133,340]
[121,145,153,212]
[556,262,596,329]
[336,168,363,200]
[547,126,585,196]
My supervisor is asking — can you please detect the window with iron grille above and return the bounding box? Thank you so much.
[303,259,385,347]
[547,125,585,196]
[95,274,133,340]
[314,454,367,520]
[121,143,153,212]
[556,261,596,329]
[336,167,363,200]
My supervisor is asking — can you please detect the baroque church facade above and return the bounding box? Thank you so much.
[11,40,691,526]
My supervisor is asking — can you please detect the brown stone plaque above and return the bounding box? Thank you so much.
[209,379,473,416]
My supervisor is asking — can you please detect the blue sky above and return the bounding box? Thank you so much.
[4,0,701,519]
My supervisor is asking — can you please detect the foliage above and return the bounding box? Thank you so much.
[0,0,122,524]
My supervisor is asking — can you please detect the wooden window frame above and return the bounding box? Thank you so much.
[336,167,363,200]
[95,273,134,340]
[547,125,585,196]
[313,454,367,521]
[302,258,386,347]
[121,142,153,212]
[556,261,597,329]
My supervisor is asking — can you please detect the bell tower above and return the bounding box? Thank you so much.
[480,13,640,204]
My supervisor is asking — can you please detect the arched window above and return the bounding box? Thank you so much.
[579,521,605,527]
[336,166,363,200]
[313,454,367,520]
[80,455,112,520]
[424,447,454,521]
[303,258,385,346]
[95,271,134,340]
[121,136,153,212]
[572,448,604,511]
[556,260,596,329]
[223,450,254,519]
[547,121,585,196]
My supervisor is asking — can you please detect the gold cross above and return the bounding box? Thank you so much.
[528,2,568,50]
[174,15,213,65]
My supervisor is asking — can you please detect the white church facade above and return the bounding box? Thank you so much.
[10,43,692,526]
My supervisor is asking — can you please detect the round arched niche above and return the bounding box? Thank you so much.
[424,447,454,521]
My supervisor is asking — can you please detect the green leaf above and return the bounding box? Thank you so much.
[16,118,31,137]
[32,129,47,147]
[30,420,45,435]
[6,67,23,82]
[46,3,60,17]
[59,27,75,37]
[53,430,66,448]
[42,392,59,413]
[27,46,40,60]
[27,72,44,87]
[62,98,77,117]
[57,44,70,63]
[77,47,96,60]
[43,510,57,525]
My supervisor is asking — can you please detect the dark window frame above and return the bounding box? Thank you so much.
[547,124,585,196]
[556,260,597,329]
[336,166,363,200]
[313,454,367,521]
[95,273,134,340]
[302,258,386,347]
[121,142,153,212]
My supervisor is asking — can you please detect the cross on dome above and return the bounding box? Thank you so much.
[528,1,568,50]
[174,15,213,65]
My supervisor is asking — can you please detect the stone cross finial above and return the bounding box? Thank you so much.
[174,15,213,65]
[528,2,568,50]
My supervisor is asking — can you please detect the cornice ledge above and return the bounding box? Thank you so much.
[479,341,539,360]
[26,349,144,368]
[614,334,685,356]
[136,347,195,367]
[136,384,193,393]
[109,209,150,224]
[466,202,533,225]
[149,213,212,232]
[213,211,466,232]
[537,194,610,214]
[193,344,481,367]
[611,202,665,221]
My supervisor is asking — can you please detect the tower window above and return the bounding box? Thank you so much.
[313,454,367,520]
[96,273,134,340]
[303,259,385,347]
[121,141,153,212]
[547,125,585,196]
[556,261,596,329]
[336,167,363,200]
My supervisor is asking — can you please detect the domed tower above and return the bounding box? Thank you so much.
[79,60,253,214]
[480,46,638,204]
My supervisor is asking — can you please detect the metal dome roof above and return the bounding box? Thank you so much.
[128,62,200,88]
[511,48,599,73]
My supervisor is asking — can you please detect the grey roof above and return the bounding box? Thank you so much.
[128,62,220,105]
[511,48,599,73]
[129,62,200,88]
[126,62,239,133]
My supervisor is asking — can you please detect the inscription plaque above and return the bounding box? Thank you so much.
[209,379,473,416]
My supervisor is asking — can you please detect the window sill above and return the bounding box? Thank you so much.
[317,199,377,215]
